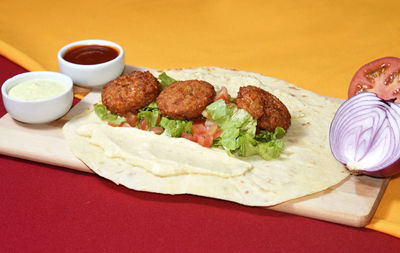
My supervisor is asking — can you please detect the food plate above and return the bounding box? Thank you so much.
[0,65,389,227]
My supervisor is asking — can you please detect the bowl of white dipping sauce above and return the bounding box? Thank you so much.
[1,71,73,124]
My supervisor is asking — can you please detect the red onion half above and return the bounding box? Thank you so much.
[329,92,400,177]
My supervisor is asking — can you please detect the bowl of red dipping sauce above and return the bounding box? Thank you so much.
[57,39,125,87]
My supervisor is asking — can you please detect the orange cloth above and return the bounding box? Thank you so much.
[0,40,45,71]
[1,0,400,237]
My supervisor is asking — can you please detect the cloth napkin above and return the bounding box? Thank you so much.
[1,0,399,238]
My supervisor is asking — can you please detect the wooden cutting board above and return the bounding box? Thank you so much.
[0,66,389,227]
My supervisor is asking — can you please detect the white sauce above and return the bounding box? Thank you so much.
[8,78,66,101]
[82,123,252,178]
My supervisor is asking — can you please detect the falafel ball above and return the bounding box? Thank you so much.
[236,85,291,132]
[156,80,216,120]
[101,71,162,116]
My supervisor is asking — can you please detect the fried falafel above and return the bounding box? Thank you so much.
[101,71,161,116]
[236,85,291,132]
[156,80,216,120]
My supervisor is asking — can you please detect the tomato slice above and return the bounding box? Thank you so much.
[150,126,164,135]
[196,134,214,147]
[108,122,124,127]
[156,113,161,125]
[181,132,195,141]
[214,86,231,103]
[192,121,206,134]
[348,57,400,102]
[213,129,223,139]
[126,112,138,127]
[205,120,218,135]
[192,118,206,125]
[138,119,148,130]
[184,118,221,147]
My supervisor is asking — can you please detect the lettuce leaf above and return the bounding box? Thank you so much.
[256,127,286,142]
[205,99,232,126]
[136,102,160,128]
[206,100,257,151]
[206,100,286,160]
[159,117,192,137]
[94,104,126,125]
[256,140,284,160]
[228,106,257,136]
[237,133,258,157]
[220,127,240,150]
[158,72,176,89]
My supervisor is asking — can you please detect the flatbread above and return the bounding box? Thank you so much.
[63,67,349,206]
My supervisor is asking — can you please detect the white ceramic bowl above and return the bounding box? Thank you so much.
[1,71,74,124]
[57,39,125,87]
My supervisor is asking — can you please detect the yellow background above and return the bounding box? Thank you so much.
[1,0,399,237]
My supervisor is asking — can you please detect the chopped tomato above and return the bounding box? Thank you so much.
[181,132,195,141]
[201,110,212,120]
[192,122,207,135]
[126,112,138,127]
[150,126,164,135]
[187,118,221,147]
[348,57,400,102]
[192,118,206,125]
[196,134,214,147]
[138,119,148,130]
[205,120,218,135]
[214,86,231,103]
[213,129,223,139]
[107,122,124,127]
[155,113,161,125]
[205,120,223,138]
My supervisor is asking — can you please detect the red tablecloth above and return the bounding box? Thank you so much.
[0,55,399,252]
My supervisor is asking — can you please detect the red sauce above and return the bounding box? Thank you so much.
[63,45,119,65]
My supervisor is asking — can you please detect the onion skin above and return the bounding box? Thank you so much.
[348,162,400,177]
[329,92,400,178]
[359,163,400,177]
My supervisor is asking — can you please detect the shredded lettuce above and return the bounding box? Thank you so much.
[256,127,286,142]
[159,117,192,137]
[94,104,108,119]
[136,102,160,128]
[94,104,126,125]
[206,100,286,160]
[143,101,158,110]
[158,72,176,89]
[205,99,232,125]
[256,140,284,160]
[237,133,258,157]
[206,99,256,151]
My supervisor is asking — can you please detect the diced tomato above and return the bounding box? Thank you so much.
[150,126,164,135]
[192,118,206,125]
[213,129,223,139]
[108,122,124,127]
[181,132,195,141]
[192,122,206,135]
[201,110,212,120]
[196,134,214,147]
[126,112,138,127]
[156,113,161,125]
[205,120,218,136]
[187,118,221,147]
[214,86,230,103]
[138,119,148,130]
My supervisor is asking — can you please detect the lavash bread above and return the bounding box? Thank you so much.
[63,67,349,206]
